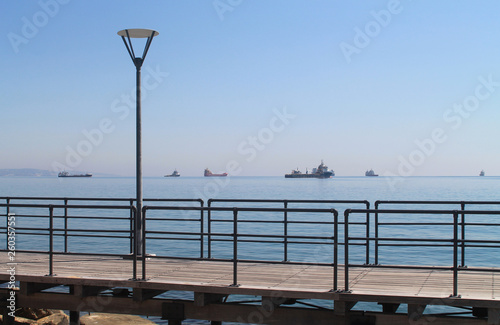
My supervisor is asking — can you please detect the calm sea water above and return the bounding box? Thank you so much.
[1,176,499,323]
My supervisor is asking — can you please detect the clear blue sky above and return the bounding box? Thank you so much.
[2,1,500,176]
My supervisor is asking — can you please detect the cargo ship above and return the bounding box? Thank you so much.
[365,169,378,177]
[58,171,92,177]
[480,170,485,176]
[164,169,180,177]
[285,160,334,178]
[204,168,228,177]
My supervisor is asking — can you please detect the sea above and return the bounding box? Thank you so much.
[1,176,499,324]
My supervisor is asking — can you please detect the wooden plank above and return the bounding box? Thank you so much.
[1,252,499,310]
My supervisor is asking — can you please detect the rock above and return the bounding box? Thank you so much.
[15,308,52,320]
[80,313,157,325]
[0,309,69,324]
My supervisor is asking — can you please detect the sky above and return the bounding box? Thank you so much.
[1,0,500,177]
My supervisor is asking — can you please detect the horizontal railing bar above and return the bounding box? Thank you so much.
[348,263,454,271]
[209,219,338,224]
[146,237,201,241]
[379,223,453,226]
[209,238,344,246]
[209,198,368,204]
[364,237,453,242]
[376,200,500,205]
[145,218,202,222]
[378,244,454,247]
[350,209,500,215]
[137,254,336,266]
[0,203,133,209]
[144,206,338,213]
[0,249,131,258]
[0,196,203,202]
[0,215,132,221]
[55,234,132,239]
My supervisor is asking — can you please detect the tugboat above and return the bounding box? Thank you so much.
[365,169,378,177]
[58,171,92,177]
[204,168,228,177]
[285,160,334,178]
[480,170,485,176]
[164,169,180,177]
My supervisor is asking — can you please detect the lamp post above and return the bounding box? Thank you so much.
[117,29,159,256]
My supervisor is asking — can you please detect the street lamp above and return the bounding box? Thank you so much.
[117,28,159,256]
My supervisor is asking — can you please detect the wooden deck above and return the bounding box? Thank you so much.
[2,253,500,324]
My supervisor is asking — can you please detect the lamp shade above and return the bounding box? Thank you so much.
[117,29,159,38]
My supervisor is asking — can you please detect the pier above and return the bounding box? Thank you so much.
[1,197,500,324]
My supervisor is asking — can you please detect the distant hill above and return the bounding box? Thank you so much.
[0,169,56,177]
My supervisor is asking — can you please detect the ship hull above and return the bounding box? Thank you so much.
[58,175,92,177]
[285,172,332,179]
[205,174,228,177]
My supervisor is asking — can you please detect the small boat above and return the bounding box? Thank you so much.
[204,168,228,177]
[285,160,334,178]
[164,169,180,177]
[365,169,378,177]
[480,170,485,176]
[58,171,92,177]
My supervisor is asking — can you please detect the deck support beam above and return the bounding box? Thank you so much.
[133,288,166,302]
[71,285,109,297]
[262,296,296,308]
[408,304,427,321]
[20,281,59,295]
[379,302,400,314]
[334,300,357,315]
[69,310,80,325]
[194,292,226,307]
[13,291,494,325]
[1,307,15,325]
[489,308,500,325]
[161,302,185,324]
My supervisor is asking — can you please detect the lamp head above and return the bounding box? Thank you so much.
[118,28,159,68]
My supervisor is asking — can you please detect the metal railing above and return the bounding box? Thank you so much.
[0,197,203,254]
[374,200,500,265]
[1,197,499,295]
[207,199,370,263]
[141,205,340,288]
[345,208,500,296]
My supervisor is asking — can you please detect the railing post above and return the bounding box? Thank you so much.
[460,202,465,267]
[200,200,204,259]
[48,205,54,276]
[374,202,379,265]
[142,206,147,280]
[333,209,338,291]
[452,210,459,297]
[344,210,350,292]
[207,200,212,259]
[283,200,288,262]
[132,206,137,280]
[231,208,239,287]
[365,201,370,265]
[130,200,134,254]
[64,198,68,253]
[5,198,10,250]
